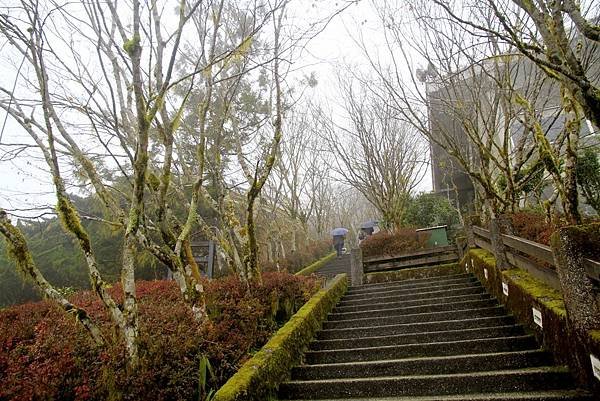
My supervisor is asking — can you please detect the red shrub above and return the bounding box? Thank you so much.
[508,210,599,246]
[0,273,319,401]
[508,211,560,245]
[360,229,430,258]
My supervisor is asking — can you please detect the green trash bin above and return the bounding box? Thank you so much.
[416,225,449,247]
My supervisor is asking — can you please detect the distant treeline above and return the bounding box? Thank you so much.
[0,195,165,307]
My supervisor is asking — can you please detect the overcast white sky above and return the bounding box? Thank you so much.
[0,0,432,219]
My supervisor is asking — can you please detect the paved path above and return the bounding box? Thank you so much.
[279,270,591,400]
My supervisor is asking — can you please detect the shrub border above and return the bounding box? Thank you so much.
[464,248,600,396]
[294,251,335,276]
[212,273,348,401]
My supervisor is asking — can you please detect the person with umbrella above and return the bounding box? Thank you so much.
[331,227,349,258]
[358,220,378,244]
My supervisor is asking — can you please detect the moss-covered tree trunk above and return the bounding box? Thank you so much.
[550,223,600,385]
[551,224,600,334]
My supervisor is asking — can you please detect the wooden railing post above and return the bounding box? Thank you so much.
[350,247,363,286]
[489,216,510,270]
[455,236,467,261]
[465,215,480,249]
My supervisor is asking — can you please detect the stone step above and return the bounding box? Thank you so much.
[310,324,525,351]
[347,274,477,295]
[328,298,498,321]
[282,389,594,401]
[350,272,473,289]
[317,315,516,340]
[342,281,481,302]
[305,335,537,364]
[337,286,486,307]
[278,367,573,399]
[322,306,507,330]
[319,269,350,275]
[292,349,553,380]
[334,292,492,313]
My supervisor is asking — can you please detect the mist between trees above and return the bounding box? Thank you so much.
[1,0,599,370]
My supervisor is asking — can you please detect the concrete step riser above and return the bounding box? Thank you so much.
[317,315,516,340]
[347,276,478,295]
[350,272,473,289]
[333,293,491,313]
[322,306,506,330]
[280,392,594,401]
[337,286,486,307]
[328,298,498,321]
[310,324,525,351]
[278,369,572,399]
[342,282,482,302]
[293,350,553,380]
[306,336,537,364]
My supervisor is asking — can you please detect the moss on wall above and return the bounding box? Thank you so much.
[364,262,462,284]
[212,273,348,401]
[294,252,336,276]
[463,249,600,395]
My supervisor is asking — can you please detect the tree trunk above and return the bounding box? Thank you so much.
[551,224,600,333]
[550,223,600,386]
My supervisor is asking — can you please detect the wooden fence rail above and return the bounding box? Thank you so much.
[363,245,459,273]
[472,226,600,290]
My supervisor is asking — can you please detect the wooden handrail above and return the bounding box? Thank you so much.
[472,225,599,284]
[474,226,554,266]
[363,245,457,264]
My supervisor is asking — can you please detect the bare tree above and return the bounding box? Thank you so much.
[358,1,574,267]
[427,0,600,224]
[320,81,428,229]
[0,0,287,365]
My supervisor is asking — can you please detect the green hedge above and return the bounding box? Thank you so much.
[212,273,348,401]
[294,252,335,276]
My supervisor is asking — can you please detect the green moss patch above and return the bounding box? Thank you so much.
[590,329,600,345]
[364,263,462,284]
[465,249,566,318]
[212,273,348,401]
[295,252,336,276]
[503,268,567,317]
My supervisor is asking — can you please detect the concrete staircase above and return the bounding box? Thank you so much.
[315,254,352,279]
[278,271,591,400]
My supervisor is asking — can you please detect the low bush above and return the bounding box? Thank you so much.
[360,229,430,258]
[501,209,599,246]
[507,210,561,246]
[262,239,331,274]
[0,272,319,401]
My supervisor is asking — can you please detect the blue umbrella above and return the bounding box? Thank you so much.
[330,227,349,236]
